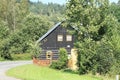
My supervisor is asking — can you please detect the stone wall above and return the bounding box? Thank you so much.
[33,57,51,66]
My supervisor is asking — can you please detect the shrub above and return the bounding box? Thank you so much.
[50,61,58,69]
[50,48,68,70]
[0,39,12,60]
[0,57,5,61]
[11,53,32,60]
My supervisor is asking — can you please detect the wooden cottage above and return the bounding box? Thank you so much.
[34,22,75,66]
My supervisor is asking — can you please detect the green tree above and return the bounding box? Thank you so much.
[22,13,53,41]
[0,0,30,32]
[29,1,65,23]
[0,0,8,21]
[109,2,120,22]
[0,21,9,39]
[0,0,17,32]
[66,0,118,74]
[0,13,53,60]
[0,39,12,60]
[9,13,52,54]
[0,21,11,59]
[107,16,120,74]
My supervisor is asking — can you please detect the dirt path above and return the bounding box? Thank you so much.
[0,61,32,80]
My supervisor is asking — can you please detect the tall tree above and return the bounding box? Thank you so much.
[0,0,30,32]
[109,1,120,22]
[0,0,17,32]
[66,0,118,74]
[0,0,8,21]
[19,0,30,19]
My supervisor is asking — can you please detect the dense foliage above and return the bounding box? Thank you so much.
[109,1,120,22]
[29,1,66,23]
[0,0,120,76]
[66,0,120,75]
[0,14,52,59]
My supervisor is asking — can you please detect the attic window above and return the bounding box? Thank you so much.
[57,35,63,41]
[66,35,72,41]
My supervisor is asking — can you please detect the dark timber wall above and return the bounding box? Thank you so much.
[39,25,74,60]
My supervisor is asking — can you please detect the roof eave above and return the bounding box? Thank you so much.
[36,22,62,44]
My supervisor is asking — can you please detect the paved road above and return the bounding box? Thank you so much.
[0,61,32,80]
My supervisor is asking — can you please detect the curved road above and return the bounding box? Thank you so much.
[0,61,32,80]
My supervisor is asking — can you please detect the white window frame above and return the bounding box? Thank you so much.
[66,35,72,41]
[57,35,63,41]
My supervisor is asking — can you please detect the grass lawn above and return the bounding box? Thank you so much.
[6,64,102,80]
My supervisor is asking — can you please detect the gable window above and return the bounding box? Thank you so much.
[57,35,63,41]
[66,35,72,41]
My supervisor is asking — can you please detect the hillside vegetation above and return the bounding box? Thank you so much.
[0,0,120,77]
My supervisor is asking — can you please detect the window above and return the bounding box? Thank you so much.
[57,35,63,41]
[46,51,52,59]
[66,35,72,41]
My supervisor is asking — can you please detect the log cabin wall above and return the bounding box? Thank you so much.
[39,24,74,60]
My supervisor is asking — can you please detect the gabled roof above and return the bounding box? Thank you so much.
[36,22,62,43]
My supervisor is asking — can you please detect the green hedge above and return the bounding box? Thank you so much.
[11,53,32,60]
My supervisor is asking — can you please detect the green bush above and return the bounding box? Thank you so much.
[0,57,5,61]
[50,48,68,70]
[50,62,58,69]
[11,53,32,60]
[0,39,12,60]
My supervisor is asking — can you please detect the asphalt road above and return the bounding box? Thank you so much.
[0,61,32,80]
